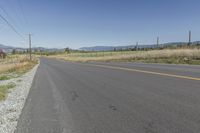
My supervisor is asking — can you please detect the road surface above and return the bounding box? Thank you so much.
[15,58,200,133]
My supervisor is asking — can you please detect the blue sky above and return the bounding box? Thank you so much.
[0,0,200,49]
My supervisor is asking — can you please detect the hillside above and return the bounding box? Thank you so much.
[0,44,64,53]
[80,41,200,51]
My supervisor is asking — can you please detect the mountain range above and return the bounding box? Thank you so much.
[1,41,200,53]
[0,44,64,53]
[80,41,200,51]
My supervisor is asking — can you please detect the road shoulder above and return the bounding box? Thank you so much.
[0,63,39,133]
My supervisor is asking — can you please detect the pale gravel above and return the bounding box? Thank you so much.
[0,63,39,133]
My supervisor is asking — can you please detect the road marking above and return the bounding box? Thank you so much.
[85,64,200,81]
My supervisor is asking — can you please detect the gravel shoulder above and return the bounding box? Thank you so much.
[0,63,39,133]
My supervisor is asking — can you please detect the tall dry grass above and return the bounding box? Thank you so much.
[50,48,200,64]
[0,54,38,75]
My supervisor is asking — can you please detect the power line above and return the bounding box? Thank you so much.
[17,0,28,25]
[0,6,14,23]
[0,13,25,40]
[0,5,22,31]
[6,0,24,31]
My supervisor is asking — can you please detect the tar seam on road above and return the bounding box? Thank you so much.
[82,63,200,81]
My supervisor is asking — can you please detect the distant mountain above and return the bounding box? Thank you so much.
[0,44,64,53]
[79,41,200,51]
[79,45,158,51]
[1,41,200,53]
[0,44,18,53]
[0,44,14,49]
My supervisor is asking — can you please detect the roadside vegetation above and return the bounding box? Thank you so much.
[0,82,16,101]
[48,46,200,65]
[0,54,38,81]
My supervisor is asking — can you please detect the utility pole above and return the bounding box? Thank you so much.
[188,30,191,46]
[136,42,138,51]
[157,37,159,48]
[29,34,32,61]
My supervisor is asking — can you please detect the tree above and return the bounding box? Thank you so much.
[65,47,70,54]
[12,49,16,54]
[34,49,38,52]
[0,49,6,59]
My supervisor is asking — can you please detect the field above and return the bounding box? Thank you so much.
[0,54,38,80]
[49,48,200,65]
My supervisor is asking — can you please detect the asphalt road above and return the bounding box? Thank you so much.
[15,58,200,133]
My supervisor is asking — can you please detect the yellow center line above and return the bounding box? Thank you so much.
[84,63,200,81]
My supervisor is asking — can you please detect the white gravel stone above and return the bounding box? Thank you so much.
[0,63,39,133]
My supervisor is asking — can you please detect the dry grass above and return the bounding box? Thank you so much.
[0,64,16,73]
[0,54,38,80]
[49,48,200,64]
